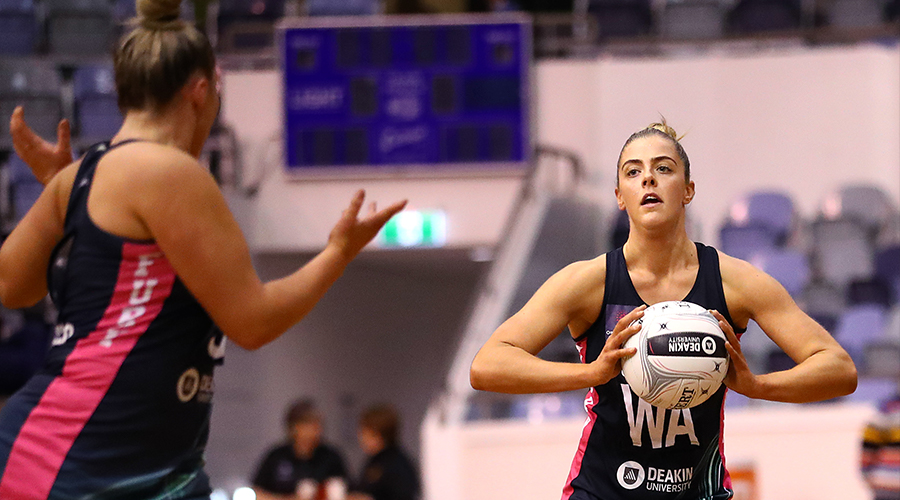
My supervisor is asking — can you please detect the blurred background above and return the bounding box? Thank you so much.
[0,1,898,499]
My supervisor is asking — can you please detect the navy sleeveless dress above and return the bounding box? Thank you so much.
[563,243,745,500]
[0,142,224,499]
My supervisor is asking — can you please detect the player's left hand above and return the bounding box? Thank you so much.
[10,106,73,185]
[327,190,407,261]
[711,309,760,398]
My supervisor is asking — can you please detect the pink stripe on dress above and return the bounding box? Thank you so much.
[561,337,596,500]
[0,243,176,500]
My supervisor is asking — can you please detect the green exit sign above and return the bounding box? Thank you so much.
[379,210,447,247]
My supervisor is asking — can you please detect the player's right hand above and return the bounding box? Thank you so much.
[587,304,645,386]
[327,190,407,261]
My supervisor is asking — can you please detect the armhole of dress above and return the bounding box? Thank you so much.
[572,252,612,344]
[709,245,747,334]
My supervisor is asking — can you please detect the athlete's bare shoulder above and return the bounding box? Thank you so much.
[716,248,782,325]
[548,254,607,335]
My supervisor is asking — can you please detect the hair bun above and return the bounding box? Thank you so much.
[136,0,183,28]
[647,120,681,142]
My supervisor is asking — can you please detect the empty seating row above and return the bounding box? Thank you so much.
[0,61,121,149]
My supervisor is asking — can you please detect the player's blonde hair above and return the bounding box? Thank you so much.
[617,118,691,184]
[114,0,216,112]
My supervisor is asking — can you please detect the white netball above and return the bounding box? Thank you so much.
[621,301,730,409]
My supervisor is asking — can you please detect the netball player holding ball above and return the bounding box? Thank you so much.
[0,0,404,496]
[470,121,857,499]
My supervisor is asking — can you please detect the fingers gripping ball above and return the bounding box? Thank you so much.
[621,301,729,409]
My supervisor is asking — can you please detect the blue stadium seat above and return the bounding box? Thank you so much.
[833,304,887,364]
[874,245,900,302]
[728,190,795,245]
[0,0,38,55]
[217,0,285,52]
[821,184,898,241]
[73,65,122,144]
[719,222,779,261]
[801,280,845,333]
[43,0,114,56]
[7,155,43,221]
[844,377,899,404]
[307,0,380,15]
[863,341,900,379]
[847,278,894,308]
[0,60,63,149]
[825,0,885,28]
[726,0,802,34]
[810,218,874,290]
[753,248,809,298]
[660,0,726,40]
[0,316,52,395]
[589,0,653,39]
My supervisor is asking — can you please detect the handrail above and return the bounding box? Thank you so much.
[437,144,587,425]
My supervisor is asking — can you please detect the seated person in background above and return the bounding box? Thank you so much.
[861,387,900,500]
[253,399,349,500]
[349,403,420,500]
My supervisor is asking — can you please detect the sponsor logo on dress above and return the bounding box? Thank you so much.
[616,461,645,490]
[177,368,200,402]
[52,323,75,346]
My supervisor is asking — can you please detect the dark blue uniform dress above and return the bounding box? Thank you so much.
[0,142,224,500]
[563,243,745,500]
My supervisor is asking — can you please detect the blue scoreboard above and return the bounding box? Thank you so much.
[278,14,532,176]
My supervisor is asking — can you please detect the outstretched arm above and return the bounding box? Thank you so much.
[719,254,857,403]
[134,148,406,350]
[470,259,644,394]
[10,106,74,185]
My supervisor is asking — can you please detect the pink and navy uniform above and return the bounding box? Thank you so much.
[0,141,224,500]
[563,243,745,500]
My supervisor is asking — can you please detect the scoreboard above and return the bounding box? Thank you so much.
[278,14,532,176]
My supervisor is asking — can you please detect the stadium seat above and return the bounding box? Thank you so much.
[825,0,886,28]
[801,280,845,332]
[887,0,899,21]
[0,316,52,396]
[307,0,380,15]
[44,0,114,56]
[820,184,899,240]
[728,190,796,245]
[844,377,898,404]
[726,0,802,34]
[718,222,779,262]
[7,155,43,221]
[0,0,38,55]
[0,60,63,149]
[738,320,779,374]
[810,218,874,290]
[589,0,653,39]
[847,278,894,308]
[832,303,887,364]
[874,245,900,302]
[660,0,726,40]
[752,248,809,298]
[863,341,900,379]
[217,0,285,52]
[73,65,122,144]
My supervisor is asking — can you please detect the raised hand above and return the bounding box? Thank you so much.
[10,106,73,185]
[327,190,407,261]
[588,304,645,386]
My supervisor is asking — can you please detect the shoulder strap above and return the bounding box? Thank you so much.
[63,142,110,229]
